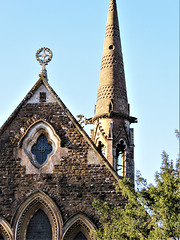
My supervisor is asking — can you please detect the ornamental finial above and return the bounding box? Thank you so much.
[36,47,53,77]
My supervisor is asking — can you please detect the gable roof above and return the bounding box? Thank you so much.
[0,73,120,181]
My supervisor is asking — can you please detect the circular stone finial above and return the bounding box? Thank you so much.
[36,47,53,76]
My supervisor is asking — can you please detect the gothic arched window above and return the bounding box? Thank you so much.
[31,134,52,166]
[97,141,105,157]
[116,139,126,177]
[26,209,52,240]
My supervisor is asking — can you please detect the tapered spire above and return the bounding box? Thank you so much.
[94,0,128,119]
[91,0,137,183]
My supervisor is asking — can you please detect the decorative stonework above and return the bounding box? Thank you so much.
[16,198,57,240]
[0,218,13,240]
[62,214,96,240]
[18,120,68,174]
[101,54,117,69]
[9,115,39,145]
[20,120,58,168]
[114,125,130,146]
[63,220,89,240]
[105,24,120,38]
[108,0,117,12]
[14,191,62,240]
[36,47,53,75]
[101,54,123,70]
[0,225,10,240]
[97,86,127,101]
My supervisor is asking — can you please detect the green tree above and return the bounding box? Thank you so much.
[92,133,180,240]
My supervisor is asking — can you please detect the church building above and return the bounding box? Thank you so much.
[0,0,137,239]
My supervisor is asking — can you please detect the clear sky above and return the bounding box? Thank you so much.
[0,0,179,184]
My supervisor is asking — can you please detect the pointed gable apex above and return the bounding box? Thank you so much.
[0,74,56,135]
[0,74,120,181]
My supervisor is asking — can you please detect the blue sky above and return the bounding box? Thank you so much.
[0,0,179,184]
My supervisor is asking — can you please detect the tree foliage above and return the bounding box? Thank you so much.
[91,134,180,240]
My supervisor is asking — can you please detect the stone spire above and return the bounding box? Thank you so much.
[94,0,128,118]
[91,0,137,183]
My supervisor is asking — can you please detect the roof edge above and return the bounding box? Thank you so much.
[0,74,120,181]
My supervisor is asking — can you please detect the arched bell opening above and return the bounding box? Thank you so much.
[116,139,126,177]
[97,141,106,157]
[109,101,113,113]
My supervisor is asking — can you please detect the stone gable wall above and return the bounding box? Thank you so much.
[0,102,124,228]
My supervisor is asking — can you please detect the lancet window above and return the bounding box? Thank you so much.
[97,141,105,157]
[26,209,52,240]
[116,139,126,177]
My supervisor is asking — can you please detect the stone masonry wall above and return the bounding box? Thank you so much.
[0,101,125,228]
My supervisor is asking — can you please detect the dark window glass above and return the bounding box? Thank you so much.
[97,141,105,156]
[74,232,87,240]
[31,134,52,165]
[26,209,52,240]
[0,234,4,240]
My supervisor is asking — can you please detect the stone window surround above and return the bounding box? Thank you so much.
[21,120,60,169]
[10,191,96,240]
[17,120,69,174]
[13,191,63,240]
[62,213,96,240]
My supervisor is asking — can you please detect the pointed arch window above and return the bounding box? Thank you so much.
[62,214,96,240]
[26,209,52,240]
[97,141,105,157]
[116,140,126,177]
[15,191,63,240]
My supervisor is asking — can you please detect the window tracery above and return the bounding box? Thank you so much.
[18,120,61,171]
[31,134,52,166]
